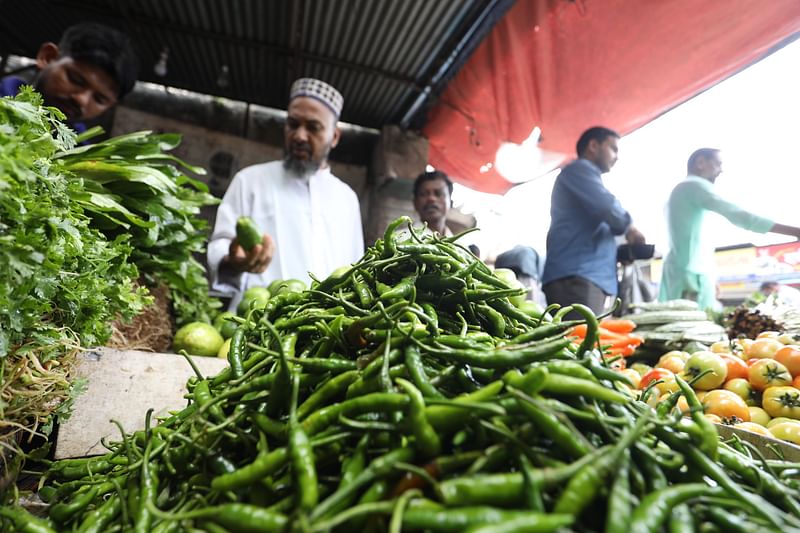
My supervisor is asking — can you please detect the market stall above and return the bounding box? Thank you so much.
[2,2,800,532]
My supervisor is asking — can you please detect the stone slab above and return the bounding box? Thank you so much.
[55,347,228,459]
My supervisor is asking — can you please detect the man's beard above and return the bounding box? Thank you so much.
[283,142,330,178]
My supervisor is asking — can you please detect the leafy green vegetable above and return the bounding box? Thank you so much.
[0,88,147,356]
[0,88,149,447]
[56,129,221,325]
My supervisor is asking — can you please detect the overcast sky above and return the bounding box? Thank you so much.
[454,38,800,261]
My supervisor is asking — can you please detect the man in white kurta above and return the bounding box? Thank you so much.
[207,78,364,310]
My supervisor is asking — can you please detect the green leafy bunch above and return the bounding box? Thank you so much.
[0,88,147,357]
[55,129,221,325]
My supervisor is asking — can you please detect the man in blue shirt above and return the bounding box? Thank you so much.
[542,126,645,315]
[1,23,138,133]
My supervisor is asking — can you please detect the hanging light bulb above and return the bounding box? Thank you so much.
[153,47,169,77]
[217,64,230,88]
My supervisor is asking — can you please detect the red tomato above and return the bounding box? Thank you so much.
[761,386,800,419]
[681,351,727,390]
[702,389,750,423]
[723,378,759,407]
[747,338,784,359]
[794,375,800,389]
[774,345,800,377]
[748,359,792,391]
[639,368,679,394]
[720,354,749,381]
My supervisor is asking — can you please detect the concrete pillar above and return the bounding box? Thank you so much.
[365,125,429,246]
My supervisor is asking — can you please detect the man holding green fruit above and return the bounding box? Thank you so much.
[208,78,364,311]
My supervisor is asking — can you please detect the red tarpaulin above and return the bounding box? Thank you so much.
[424,0,800,194]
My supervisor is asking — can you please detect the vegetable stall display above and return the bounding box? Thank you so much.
[0,88,220,493]
[0,89,148,471]
[6,218,800,532]
[56,126,220,326]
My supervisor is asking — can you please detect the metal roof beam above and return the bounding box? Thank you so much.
[48,0,421,91]
[399,0,515,129]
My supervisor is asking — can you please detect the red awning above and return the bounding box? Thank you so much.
[424,0,800,194]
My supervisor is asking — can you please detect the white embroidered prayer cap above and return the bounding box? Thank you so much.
[289,78,344,118]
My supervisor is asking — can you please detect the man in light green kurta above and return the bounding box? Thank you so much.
[660,148,800,310]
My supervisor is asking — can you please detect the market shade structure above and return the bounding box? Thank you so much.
[423,0,800,194]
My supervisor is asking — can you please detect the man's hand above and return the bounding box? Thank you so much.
[223,234,276,274]
[625,226,646,245]
[771,223,800,240]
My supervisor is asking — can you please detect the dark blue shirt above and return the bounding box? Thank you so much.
[0,76,25,98]
[1,76,87,134]
[542,158,632,295]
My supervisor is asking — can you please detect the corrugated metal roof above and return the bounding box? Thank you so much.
[0,0,508,128]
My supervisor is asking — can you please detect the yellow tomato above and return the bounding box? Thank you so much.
[767,417,800,429]
[619,369,641,389]
[723,378,759,407]
[747,338,784,359]
[761,386,800,419]
[778,333,800,345]
[702,389,750,423]
[662,350,691,361]
[676,395,690,416]
[770,422,800,444]
[656,354,687,375]
[681,351,727,390]
[747,406,771,426]
[735,421,772,436]
[728,339,749,359]
[710,341,732,354]
[695,390,708,402]
[748,360,792,391]
[630,363,653,377]
[757,331,781,340]
[704,413,723,424]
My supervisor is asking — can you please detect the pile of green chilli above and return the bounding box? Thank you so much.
[6,218,800,532]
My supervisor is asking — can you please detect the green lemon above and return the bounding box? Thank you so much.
[493,268,518,287]
[493,269,527,308]
[518,300,545,319]
[173,322,224,357]
[237,286,271,316]
[267,279,286,295]
[217,338,232,359]
[275,278,306,295]
[329,265,351,279]
[213,311,238,339]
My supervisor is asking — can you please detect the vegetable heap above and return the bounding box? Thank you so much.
[56,127,220,325]
[9,218,800,532]
[0,89,147,444]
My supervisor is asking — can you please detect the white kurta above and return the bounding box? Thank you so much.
[207,161,364,309]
